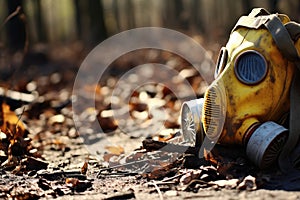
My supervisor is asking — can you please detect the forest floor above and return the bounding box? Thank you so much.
[1,41,300,199]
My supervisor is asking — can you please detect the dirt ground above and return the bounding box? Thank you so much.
[48,140,300,200]
[7,129,299,200]
[1,43,300,200]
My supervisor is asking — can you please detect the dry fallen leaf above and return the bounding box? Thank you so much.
[0,102,26,138]
[203,148,218,165]
[65,178,92,191]
[105,145,124,155]
[81,161,88,175]
[65,177,79,187]
[97,116,118,132]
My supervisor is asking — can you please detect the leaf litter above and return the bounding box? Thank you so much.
[0,43,300,200]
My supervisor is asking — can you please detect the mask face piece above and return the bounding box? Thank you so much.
[181,8,297,169]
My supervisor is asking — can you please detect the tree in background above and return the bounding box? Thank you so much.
[6,0,26,53]
[3,0,300,48]
[73,0,107,45]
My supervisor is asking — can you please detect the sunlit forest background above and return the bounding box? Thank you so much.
[1,0,300,52]
[1,1,300,198]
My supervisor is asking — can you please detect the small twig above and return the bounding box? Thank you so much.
[142,139,200,155]
[0,6,22,30]
[183,179,216,191]
[0,6,30,89]
[14,106,25,134]
[149,181,164,200]
[97,171,138,178]
[16,106,25,125]
[153,181,176,185]
[161,173,184,182]
[97,159,153,178]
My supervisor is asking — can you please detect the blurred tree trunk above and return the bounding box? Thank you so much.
[73,0,107,44]
[269,0,279,12]
[173,0,184,28]
[74,0,82,39]
[298,2,300,21]
[125,0,135,29]
[88,0,107,43]
[33,0,46,42]
[165,0,183,28]
[190,0,203,32]
[6,0,26,52]
[242,0,252,14]
[112,0,121,31]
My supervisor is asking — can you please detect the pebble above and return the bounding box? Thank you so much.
[165,190,178,197]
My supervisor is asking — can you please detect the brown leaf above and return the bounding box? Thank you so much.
[103,153,119,163]
[0,102,26,138]
[203,148,218,165]
[130,102,148,112]
[147,165,171,180]
[146,160,178,180]
[65,177,79,187]
[81,161,88,175]
[65,178,92,191]
[97,116,118,132]
[105,145,124,155]
[164,119,179,129]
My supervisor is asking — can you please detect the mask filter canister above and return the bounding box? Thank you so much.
[181,98,204,146]
[246,121,288,169]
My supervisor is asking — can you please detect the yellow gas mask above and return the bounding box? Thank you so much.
[181,8,300,171]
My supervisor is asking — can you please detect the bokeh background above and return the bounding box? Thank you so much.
[1,0,300,52]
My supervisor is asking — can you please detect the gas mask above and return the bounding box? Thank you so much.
[181,8,300,170]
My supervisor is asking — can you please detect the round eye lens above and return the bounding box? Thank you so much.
[214,47,228,79]
[235,51,268,85]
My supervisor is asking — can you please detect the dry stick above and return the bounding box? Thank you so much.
[0,6,22,30]
[97,159,155,178]
[1,5,29,54]
[96,153,183,178]
[183,179,216,191]
[142,139,200,155]
[97,140,200,178]
[0,6,28,52]
[14,106,25,134]
[149,181,164,200]
[150,174,184,186]
[1,6,29,97]
[160,173,183,182]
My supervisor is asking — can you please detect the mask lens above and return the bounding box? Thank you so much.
[214,47,228,79]
[235,50,268,85]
